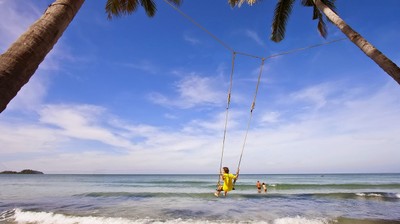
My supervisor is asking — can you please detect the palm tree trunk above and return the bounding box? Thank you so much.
[0,0,85,113]
[313,0,400,85]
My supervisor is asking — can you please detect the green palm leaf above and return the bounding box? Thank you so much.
[140,0,157,17]
[106,0,139,19]
[314,7,327,38]
[106,0,182,19]
[301,0,313,7]
[228,0,240,7]
[271,0,296,42]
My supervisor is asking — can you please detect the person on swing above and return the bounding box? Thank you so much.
[214,167,238,197]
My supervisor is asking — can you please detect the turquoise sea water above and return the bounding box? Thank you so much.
[0,173,399,223]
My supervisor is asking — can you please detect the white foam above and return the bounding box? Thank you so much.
[0,209,15,221]
[14,209,137,224]
[367,193,383,197]
[273,216,330,224]
[396,193,400,198]
[355,193,383,197]
[11,209,334,224]
[11,209,249,224]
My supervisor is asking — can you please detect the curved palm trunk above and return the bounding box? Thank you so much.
[314,0,400,85]
[0,0,85,113]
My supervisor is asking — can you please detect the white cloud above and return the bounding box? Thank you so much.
[38,104,137,149]
[0,121,65,153]
[245,30,265,47]
[149,73,226,109]
[6,75,48,112]
[183,33,200,45]
[260,111,280,124]
[289,82,338,110]
[1,81,399,173]
[164,113,178,120]
[242,81,400,173]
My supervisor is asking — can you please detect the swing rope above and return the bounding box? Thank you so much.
[233,58,265,186]
[217,52,236,188]
[217,55,265,188]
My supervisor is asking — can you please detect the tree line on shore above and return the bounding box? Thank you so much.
[0,169,43,174]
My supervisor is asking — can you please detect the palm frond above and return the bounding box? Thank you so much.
[167,0,182,7]
[270,0,295,42]
[308,1,329,38]
[228,0,240,7]
[317,19,327,38]
[106,0,139,19]
[140,0,157,17]
[302,0,336,11]
[106,0,182,19]
[228,0,258,8]
[244,0,258,6]
[312,5,319,20]
[301,0,313,7]
[314,7,327,38]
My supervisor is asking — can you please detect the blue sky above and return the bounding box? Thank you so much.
[0,0,399,174]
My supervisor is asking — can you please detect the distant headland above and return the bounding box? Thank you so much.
[0,169,44,174]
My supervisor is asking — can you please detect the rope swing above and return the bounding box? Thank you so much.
[217,55,265,188]
[162,0,347,189]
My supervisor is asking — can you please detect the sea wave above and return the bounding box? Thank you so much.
[76,181,400,191]
[0,209,336,224]
[74,191,400,201]
[308,191,400,201]
[240,183,400,190]
[356,192,383,197]
[2,209,400,224]
[0,209,15,222]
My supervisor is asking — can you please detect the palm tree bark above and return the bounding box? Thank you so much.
[314,0,400,85]
[0,0,85,113]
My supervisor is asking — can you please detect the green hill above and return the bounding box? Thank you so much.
[0,169,44,174]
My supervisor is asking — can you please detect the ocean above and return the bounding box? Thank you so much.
[0,173,399,224]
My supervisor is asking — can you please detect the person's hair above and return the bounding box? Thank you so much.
[223,167,229,173]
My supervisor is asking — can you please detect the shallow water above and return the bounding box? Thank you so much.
[0,174,399,223]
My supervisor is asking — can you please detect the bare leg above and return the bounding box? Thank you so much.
[214,186,222,197]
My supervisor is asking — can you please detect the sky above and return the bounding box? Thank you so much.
[0,0,399,174]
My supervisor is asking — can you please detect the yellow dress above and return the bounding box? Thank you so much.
[222,173,236,191]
